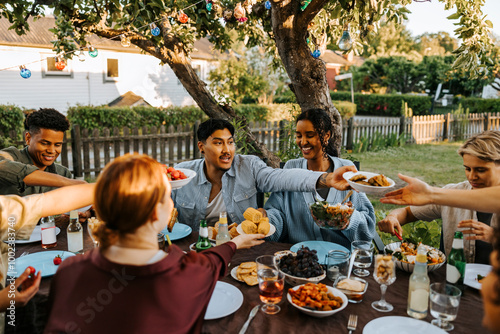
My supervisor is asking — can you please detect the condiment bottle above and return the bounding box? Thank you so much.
[67,210,83,253]
[407,244,430,319]
[216,211,231,246]
[41,216,57,249]
[195,219,212,252]
[446,231,466,292]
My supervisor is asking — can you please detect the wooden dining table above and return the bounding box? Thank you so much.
[9,217,488,334]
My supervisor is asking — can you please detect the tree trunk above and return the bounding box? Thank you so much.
[93,27,281,167]
[271,0,343,156]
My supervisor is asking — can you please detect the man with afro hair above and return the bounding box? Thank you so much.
[0,108,85,196]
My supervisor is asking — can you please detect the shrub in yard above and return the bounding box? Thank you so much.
[233,104,269,122]
[452,96,500,114]
[331,91,432,116]
[0,105,24,147]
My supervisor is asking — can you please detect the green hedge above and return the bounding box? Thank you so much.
[233,104,269,122]
[452,97,500,114]
[0,105,24,148]
[331,92,432,116]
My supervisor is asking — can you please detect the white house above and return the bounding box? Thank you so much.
[0,17,219,112]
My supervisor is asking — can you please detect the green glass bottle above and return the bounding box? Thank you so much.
[446,231,466,291]
[195,219,212,252]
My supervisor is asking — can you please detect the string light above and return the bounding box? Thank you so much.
[150,23,161,36]
[338,25,352,51]
[206,0,213,11]
[77,48,86,61]
[312,49,321,58]
[120,35,131,47]
[55,56,66,70]
[265,1,271,9]
[88,46,99,58]
[19,65,31,79]
[178,10,189,24]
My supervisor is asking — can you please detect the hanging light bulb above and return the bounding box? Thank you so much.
[206,1,213,11]
[178,10,189,24]
[78,48,86,62]
[150,23,161,36]
[312,49,321,58]
[19,65,31,79]
[265,1,272,9]
[338,26,352,51]
[55,56,66,70]
[88,46,99,58]
[120,35,131,47]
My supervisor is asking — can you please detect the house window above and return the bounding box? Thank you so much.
[42,55,72,77]
[105,58,119,81]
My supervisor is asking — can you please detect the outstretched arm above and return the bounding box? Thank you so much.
[317,165,358,191]
[381,174,500,214]
[41,183,95,217]
[24,170,87,187]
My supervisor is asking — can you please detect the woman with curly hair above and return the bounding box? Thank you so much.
[263,109,376,248]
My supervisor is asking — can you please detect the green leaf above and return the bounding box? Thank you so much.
[485,20,493,28]
[447,12,461,20]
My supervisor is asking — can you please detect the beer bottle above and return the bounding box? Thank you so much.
[195,219,212,252]
[407,245,430,319]
[446,231,466,291]
[216,211,231,246]
[67,210,83,254]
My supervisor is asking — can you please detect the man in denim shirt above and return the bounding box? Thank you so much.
[173,119,355,229]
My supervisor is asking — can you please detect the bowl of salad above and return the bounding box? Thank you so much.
[385,241,446,273]
[309,201,354,230]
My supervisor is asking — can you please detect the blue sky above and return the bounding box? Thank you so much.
[405,1,500,37]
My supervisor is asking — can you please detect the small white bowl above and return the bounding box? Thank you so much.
[385,242,446,273]
[287,285,348,318]
[170,168,196,189]
[343,171,395,195]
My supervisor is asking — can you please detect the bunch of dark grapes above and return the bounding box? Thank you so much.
[278,246,323,278]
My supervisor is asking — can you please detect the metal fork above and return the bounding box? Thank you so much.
[347,314,358,334]
[19,252,29,257]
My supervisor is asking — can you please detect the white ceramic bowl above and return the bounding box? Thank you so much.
[287,284,348,318]
[274,253,326,286]
[343,171,395,194]
[170,168,196,189]
[385,242,446,273]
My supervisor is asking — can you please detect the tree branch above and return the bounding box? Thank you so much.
[297,0,330,31]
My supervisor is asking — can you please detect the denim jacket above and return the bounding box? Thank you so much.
[173,154,323,229]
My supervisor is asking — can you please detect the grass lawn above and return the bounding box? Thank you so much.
[347,141,466,248]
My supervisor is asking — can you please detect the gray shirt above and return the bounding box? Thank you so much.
[0,146,73,196]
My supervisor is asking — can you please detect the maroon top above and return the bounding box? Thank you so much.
[44,243,236,334]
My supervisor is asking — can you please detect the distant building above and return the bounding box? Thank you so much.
[321,50,363,90]
[0,17,220,112]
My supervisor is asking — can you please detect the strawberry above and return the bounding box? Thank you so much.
[53,255,62,265]
[27,266,36,275]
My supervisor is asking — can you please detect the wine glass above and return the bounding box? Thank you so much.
[430,283,461,331]
[87,218,100,248]
[256,255,284,314]
[372,254,396,312]
[351,240,374,277]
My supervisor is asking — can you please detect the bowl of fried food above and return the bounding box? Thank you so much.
[385,241,446,273]
[309,201,354,230]
[231,261,258,286]
[287,283,347,317]
[343,171,395,195]
[275,246,326,286]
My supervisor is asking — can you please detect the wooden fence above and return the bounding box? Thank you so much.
[2,113,500,178]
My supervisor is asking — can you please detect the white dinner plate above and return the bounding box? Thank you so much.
[236,223,276,237]
[4,225,61,244]
[343,171,395,195]
[464,263,492,290]
[7,251,75,278]
[204,281,243,320]
[160,223,192,241]
[363,316,447,334]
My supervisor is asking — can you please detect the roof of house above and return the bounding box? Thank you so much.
[0,16,220,60]
[321,50,364,67]
[108,91,151,107]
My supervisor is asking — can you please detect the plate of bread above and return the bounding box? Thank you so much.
[231,261,258,286]
[208,222,240,241]
[236,208,275,237]
[343,171,395,194]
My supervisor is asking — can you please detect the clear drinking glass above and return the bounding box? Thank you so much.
[372,255,396,312]
[87,218,100,248]
[351,240,374,277]
[256,255,284,314]
[430,283,461,331]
